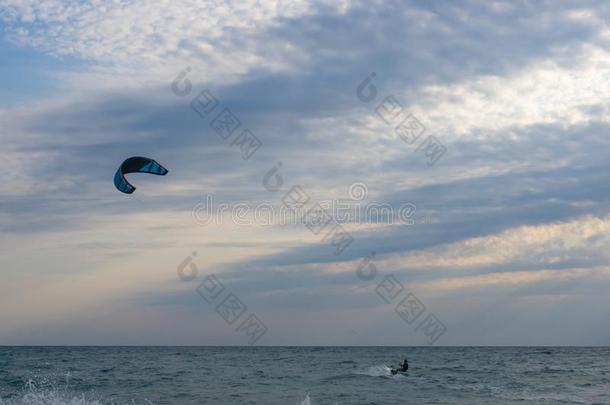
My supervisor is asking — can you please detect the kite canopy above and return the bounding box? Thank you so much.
[113,156,168,194]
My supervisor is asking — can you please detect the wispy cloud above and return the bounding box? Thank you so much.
[1,0,610,345]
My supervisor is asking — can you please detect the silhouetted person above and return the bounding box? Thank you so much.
[391,358,408,374]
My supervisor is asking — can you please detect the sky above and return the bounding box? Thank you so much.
[0,0,609,346]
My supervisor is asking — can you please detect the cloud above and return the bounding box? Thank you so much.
[0,0,353,89]
[1,0,610,344]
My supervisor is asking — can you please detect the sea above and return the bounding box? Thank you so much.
[0,347,608,404]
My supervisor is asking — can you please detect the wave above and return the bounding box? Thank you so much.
[299,394,311,405]
[0,379,155,405]
[3,382,318,405]
[0,392,157,405]
[297,394,339,405]
[354,365,405,379]
[0,392,103,405]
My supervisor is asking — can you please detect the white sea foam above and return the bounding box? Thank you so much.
[296,394,339,405]
[0,393,157,405]
[362,365,392,377]
[0,392,103,405]
[0,377,104,405]
[355,365,406,379]
[299,394,311,405]
[0,385,155,405]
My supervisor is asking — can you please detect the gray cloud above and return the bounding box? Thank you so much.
[2,0,610,344]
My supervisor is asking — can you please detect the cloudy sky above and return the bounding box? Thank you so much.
[1,0,610,345]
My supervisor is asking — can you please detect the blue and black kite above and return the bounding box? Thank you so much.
[113,156,168,194]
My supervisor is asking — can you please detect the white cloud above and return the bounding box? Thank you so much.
[316,213,608,274]
[0,0,352,88]
[2,0,610,344]
[407,47,610,140]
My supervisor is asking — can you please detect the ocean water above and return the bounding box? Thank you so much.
[0,347,608,404]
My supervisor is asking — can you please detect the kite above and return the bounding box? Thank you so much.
[113,156,168,194]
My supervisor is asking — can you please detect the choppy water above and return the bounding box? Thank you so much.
[0,347,608,404]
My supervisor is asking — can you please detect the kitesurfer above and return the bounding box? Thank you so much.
[391,358,408,375]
